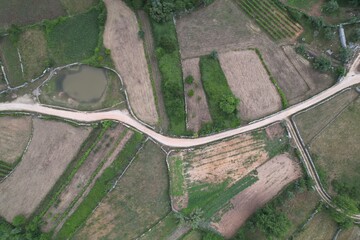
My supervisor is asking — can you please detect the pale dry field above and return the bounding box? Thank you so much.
[179,133,269,184]
[182,57,211,132]
[103,0,158,125]
[0,116,32,164]
[218,50,282,121]
[42,124,130,232]
[212,154,301,238]
[0,118,91,221]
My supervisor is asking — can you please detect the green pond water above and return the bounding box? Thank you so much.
[57,65,107,103]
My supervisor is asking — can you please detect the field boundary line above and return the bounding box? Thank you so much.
[136,211,174,239]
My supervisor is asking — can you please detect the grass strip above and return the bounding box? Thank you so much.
[55,132,145,239]
[169,156,185,196]
[185,175,258,219]
[253,48,288,108]
[150,20,186,135]
[199,55,240,133]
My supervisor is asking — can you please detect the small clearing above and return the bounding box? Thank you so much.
[212,154,301,238]
[103,0,158,125]
[0,118,91,221]
[0,116,32,164]
[218,50,282,121]
[182,57,211,132]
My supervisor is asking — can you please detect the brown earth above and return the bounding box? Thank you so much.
[338,225,360,240]
[218,50,282,121]
[265,123,285,140]
[0,118,91,221]
[212,154,302,238]
[42,124,128,232]
[182,57,212,132]
[103,0,158,125]
[176,0,333,104]
[0,116,32,164]
[53,130,134,235]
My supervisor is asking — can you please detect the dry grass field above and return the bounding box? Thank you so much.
[294,89,358,145]
[338,226,360,240]
[176,0,332,104]
[218,50,282,121]
[0,116,32,164]
[182,57,212,132]
[18,28,49,81]
[211,154,301,238]
[294,211,337,240]
[103,0,158,125]
[75,140,170,240]
[42,124,132,232]
[0,119,91,221]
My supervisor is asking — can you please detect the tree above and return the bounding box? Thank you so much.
[324,27,335,40]
[350,28,360,42]
[322,0,339,14]
[313,55,331,72]
[175,208,204,229]
[159,36,176,53]
[338,47,352,63]
[254,206,291,238]
[149,1,174,23]
[219,94,239,114]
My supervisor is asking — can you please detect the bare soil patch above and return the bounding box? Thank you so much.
[0,118,91,221]
[218,50,282,121]
[265,123,285,140]
[176,0,333,104]
[103,0,158,125]
[212,154,301,238]
[182,57,212,132]
[0,116,32,164]
[338,225,360,240]
[42,124,129,232]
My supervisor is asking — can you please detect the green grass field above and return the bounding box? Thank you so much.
[140,213,180,240]
[61,0,99,15]
[234,0,302,40]
[286,0,320,10]
[56,132,144,239]
[46,8,100,65]
[151,20,186,135]
[199,55,240,132]
[74,140,170,239]
[168,156,185,197]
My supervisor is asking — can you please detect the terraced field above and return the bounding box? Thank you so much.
[234,0,302,40]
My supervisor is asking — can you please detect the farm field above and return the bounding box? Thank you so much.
[39,65,126,111]
[294,88,358,145]
[168,123,290,218]
[0,118,91,222]
[309,97,360,199]
[139,213,179,240]
[103,0,158,126]
[338,225,360,240]
[0,0,66,28]
[175,0,333,104]
[182,57,211,132]
[75,140,170,240]
[41,124,132,232]
[212,154,301,238]
[18,28,49,81]
[61,0,99,15]
[294,211,337,240]
[234,0,303,40]
[0,116,32,164]
[218,50,282,121]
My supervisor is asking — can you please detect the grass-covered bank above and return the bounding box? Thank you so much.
[55,132,145,239]
[199,55,241,134]
[150,20,187,135]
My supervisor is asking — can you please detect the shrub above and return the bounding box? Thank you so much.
[138,30,145,39]
[185,75,194,84]
[313,55,331,72]
[188,89,195,97]
[219,94,239,114]
[295,44,306,56]
[324,27,335,40]
[149,1,174,23]
[350,28,360,42]
[12,215,26,227]
[159,36,177,53]
[338,47,352,63]
[254,206,291,238]
[322,0,339,14]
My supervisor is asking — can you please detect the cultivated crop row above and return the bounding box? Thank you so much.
[0,162,12,180]
[235,0,302,40]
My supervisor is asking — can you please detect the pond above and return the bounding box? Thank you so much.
[55,65,107,103]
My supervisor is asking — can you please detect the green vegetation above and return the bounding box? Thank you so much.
[184,175,258,219]
[286,0,319,10]
[234,0,302,40]
[45,7,101,65]
[56,132,144,239]
[313,55,332,72]
[185,75,194,85]
[140,213,179,240]
[61,0,99,15]
[0,161,12,180]
[322,0,340,15]
[151,20,186,135]
[199,55,240,133]
[169,156,185,196]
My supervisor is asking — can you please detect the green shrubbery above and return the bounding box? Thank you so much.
[199,55,240,134]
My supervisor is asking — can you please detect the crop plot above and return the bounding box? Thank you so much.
[211,154,302,238]
[0,116,32,165]
[75,140,169,240]
[234,0,302,40]
[218,50,282,121]
[0,118,91,222]
[168,123,289,220]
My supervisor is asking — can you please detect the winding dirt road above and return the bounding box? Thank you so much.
[0,55,359,148]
